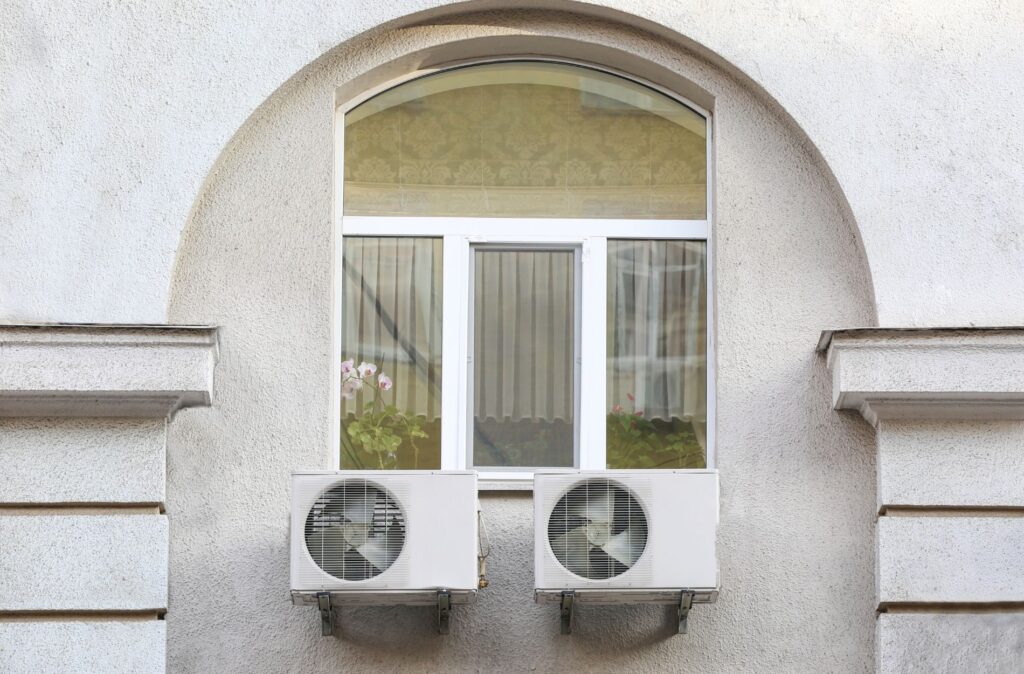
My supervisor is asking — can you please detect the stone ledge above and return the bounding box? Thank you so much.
[877,613,1024,674]
[820,328,1024,426]
[0,515,167,611]
[878,516,1024,605]
[0,620,165,674]
[0,325,217,418]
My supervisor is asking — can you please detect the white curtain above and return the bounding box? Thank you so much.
[341,238,706,446]
[607,240,707,446]
[341,237,443,420]
[473,249,575,424]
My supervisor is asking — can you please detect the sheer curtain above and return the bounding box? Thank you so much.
[472,249,576,467]
[473,249,575,423]
[341,237,443,420]
[607,240,707,450]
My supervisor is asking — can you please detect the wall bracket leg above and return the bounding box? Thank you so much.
[560,591,575,635]
[437,589,452,635]
[677,590,695,635]
[317,592,335,637]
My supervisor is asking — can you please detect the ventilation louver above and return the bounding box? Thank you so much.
[304,480,405,581]
[547,478,648,580]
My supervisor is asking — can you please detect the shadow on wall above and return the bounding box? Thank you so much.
[317,493,684,657]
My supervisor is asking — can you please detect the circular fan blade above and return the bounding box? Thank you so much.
[551,526,592,576]
[355,529,404,571]
[339,522,371,548]
[600,528,645,568]
[317,524,348,551]
[342,494,376,524]
[568,489,614,525]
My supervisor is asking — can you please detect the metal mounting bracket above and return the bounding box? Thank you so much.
[559,591,576,635]
[677,590,696,635]
[437,590,452,634]
[317,592,335,637]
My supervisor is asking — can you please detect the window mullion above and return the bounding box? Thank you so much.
[441,235,470,470]
[578,237,608,470]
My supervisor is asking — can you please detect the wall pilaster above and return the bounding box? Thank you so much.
[0,326,217,674]
[824,328,1024,673]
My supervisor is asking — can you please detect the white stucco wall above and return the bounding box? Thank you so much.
[3,1,1024,327]
[165,14,877,672]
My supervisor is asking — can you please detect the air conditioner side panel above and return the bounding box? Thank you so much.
[647,471,718,589]
[404,473,478,591]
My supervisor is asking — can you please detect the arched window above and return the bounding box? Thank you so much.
[337,60,710,484]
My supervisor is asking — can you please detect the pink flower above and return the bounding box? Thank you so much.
[612,404,623,413]
[377,373,393,391]
[635,410,643,416]
[341,359,354,375]
[357,362,377,379]
[626,392,635,402]
[341,381,358,400]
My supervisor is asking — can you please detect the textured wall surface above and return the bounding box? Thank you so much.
[0,418,165,504]
[877,420,1024,508]
[0,515,167,611]
[877,613,1024,674]
[0,621,167,674]
[167,15,876,673]
[877,516,1024,604]
[4,1,1024,326]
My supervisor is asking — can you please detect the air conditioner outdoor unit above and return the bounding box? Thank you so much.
[290,470,479,635]
[534,469,719,634]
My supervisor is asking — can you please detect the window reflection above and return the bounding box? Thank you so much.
[607,240,706,469]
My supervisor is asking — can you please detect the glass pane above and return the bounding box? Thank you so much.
[473,249,576,468]
[340,237,442,469]
[606,240,707,469]
[345,61,706,219]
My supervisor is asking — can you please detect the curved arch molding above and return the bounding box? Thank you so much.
[15,2,1019,326]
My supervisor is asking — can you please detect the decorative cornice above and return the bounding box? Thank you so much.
[0,325,218,418]
[821,328,1024,426]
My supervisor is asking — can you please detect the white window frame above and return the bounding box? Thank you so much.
[331,59,715,488]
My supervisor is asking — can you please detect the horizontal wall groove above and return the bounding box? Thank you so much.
[880,505,1024,517]
[879,602,1024,614]
[0,503,163,515]
[0,610,163,622]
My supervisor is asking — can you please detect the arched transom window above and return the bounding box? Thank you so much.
[336,60,710,484]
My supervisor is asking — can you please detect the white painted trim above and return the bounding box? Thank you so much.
[343,217,707,241]
[330,106,346,467]
[704,108,717,468]
[579,237,608,470]
[441,235,470,470]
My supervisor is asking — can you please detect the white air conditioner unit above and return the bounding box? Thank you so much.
[290,470,478,635]
[534,469,719,634]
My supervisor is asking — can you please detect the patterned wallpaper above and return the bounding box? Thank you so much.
[344,77,707,219]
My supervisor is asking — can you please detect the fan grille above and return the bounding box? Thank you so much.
[304,480,406,581]
[547,478,648,580]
